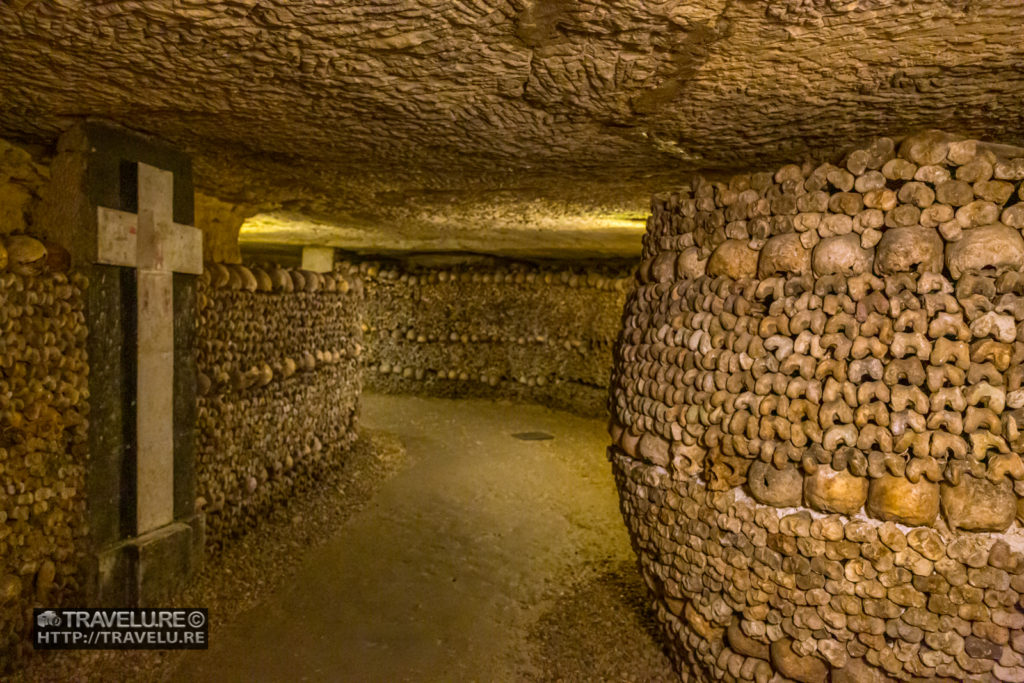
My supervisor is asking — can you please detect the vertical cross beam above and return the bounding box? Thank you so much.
[97,163,202,534]
[136,165,177,533]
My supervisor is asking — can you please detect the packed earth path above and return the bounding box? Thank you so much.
[167,394,674,682]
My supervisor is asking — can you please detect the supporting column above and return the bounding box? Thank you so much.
[36,122,204,606]
[301,245,335,273]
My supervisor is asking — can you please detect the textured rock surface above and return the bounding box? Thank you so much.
[2,2,1023,252]
[0,140,48,238]
[195,193,252,265]
[610,133,1024,681]
[359,257,630,415]
[195,262,363,549]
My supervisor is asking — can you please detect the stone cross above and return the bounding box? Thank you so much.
[96,163,203,534]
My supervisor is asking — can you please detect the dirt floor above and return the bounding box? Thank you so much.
[14,395,674,682]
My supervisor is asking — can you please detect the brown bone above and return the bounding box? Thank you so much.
[747,461,803,507]
[927,312,970,340]
[941,475,1016,532]
[890,332,931,359]
[874,227,944,275]
[812,234,874,277]
[804,465,869,516]
[883,358,926,386]
[946,224,1024,279]
[758,233,811,278]
[866,476,939,526]
[930,338,970,370]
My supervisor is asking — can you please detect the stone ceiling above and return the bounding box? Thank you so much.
[1,0,1023,255]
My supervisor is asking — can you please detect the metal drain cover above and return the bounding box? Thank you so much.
[512,431,554,441]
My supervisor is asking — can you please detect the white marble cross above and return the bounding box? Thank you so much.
[97,163,203,534]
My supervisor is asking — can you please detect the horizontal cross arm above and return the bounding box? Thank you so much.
[96,206,203,275]
[97,207,139,268]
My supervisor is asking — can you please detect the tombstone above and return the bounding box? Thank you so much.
[36,123,204,606]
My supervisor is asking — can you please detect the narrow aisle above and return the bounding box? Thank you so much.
[170,394,647,682]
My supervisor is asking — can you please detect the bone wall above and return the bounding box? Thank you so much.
[195,262,363,551]
[610,132,1024,682]
[358,259,630,416]
[0,233,89,666]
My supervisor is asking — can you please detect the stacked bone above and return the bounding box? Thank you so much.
[359,259,630,416]
[610,131,1024,682]
[0,235,88,669]
[195,261,363,550]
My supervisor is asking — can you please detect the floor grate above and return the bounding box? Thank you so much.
[511,431,554,441]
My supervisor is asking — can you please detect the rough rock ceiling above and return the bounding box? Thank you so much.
[1,0,1023,255]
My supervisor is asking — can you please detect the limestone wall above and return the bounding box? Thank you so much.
[0,236,89,666]
[0,140,48,240]
[610,132,1024,682]
[194,192,249,265]
[195,262,363,551]
[358,259,630,416]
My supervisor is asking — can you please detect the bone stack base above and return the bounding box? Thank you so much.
[610,132,1024,682]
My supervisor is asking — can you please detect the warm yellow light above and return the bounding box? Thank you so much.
[238,211,649,258]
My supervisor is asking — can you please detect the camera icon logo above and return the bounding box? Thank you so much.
[37,610,61,628]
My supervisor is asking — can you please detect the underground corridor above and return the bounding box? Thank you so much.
[4,3,1024,682]
[13,394,676,681]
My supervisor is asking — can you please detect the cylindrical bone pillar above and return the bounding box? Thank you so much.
[610,131,1024,682]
